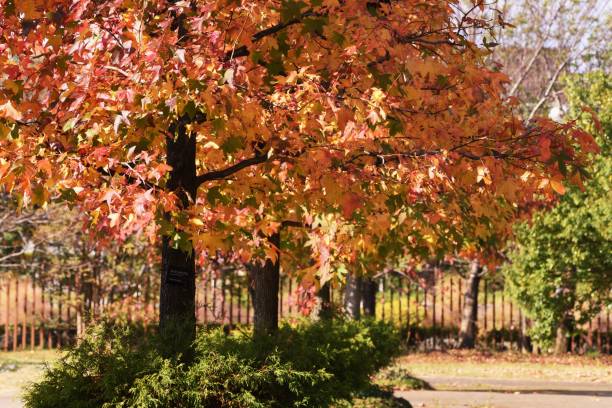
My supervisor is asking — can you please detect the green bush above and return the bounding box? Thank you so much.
[24,319,399,408]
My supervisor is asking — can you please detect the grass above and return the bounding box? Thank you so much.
[394,350,612,383]
[0,350,61,365]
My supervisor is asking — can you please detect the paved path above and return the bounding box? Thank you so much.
[396,376,612,408]
[0,396,22,408]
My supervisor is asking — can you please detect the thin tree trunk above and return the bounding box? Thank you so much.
[458,260,482,349]
[312,281,332,320]
[252,233,280,336]
[554,320,569,354]
[344,274,362,320]
[362,278,377,317]
[520,315,534,353]
[159,120,198,358]
[554,301,575,354]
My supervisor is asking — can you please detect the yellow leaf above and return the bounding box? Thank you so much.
[476,166,492,185]
[108,213,121,228]
[189,218,205,226]
[0,160,10,179]
[0,101,22,121]
[0,123,10,139]
[3,80,21,94]
[321,174,342,203]
[197,233,228,252]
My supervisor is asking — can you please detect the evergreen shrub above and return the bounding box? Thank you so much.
[24,319,399,408]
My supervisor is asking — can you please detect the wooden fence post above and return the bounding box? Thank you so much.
[13,278,18,351]
[3,279,8,351]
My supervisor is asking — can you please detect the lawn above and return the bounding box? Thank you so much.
[393,350,612,385]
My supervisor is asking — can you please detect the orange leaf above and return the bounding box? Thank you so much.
[37,159,53,177]
[582,106,602,133]
[550,180,565,194]
[341,192,361,218]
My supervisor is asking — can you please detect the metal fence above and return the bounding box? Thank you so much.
[0,271,609,353]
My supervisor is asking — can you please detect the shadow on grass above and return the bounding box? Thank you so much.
[349,368,436,408]
[375,366,434,391]
[353,384,414,407]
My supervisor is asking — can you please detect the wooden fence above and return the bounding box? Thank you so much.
[0,271,610,353]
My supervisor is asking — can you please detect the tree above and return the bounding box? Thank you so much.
[504,70,611,353]
[0,192,50,270]
[0,195,158,336]
[0,0,594,355]
[458,259,483,348]
[491,0,610,119]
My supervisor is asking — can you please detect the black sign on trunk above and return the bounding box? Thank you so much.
[166,267,190,285]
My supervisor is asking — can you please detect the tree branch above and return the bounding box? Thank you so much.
[196,152,269,186]
[527,58,569,120]
[281,220,308,229]
[224,12,316,61]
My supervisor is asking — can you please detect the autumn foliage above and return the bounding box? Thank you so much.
[0,0,597,336]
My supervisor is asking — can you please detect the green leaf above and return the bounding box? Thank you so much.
[207,186,230,206]
[221,136,245,154]
[280,0,307,23]
[62,117,78,132]
[59,188,77,202]
[302,17,327,35]
[331,31,346,46]
[182,100,196,120]
[387,117,403,136]
[251,51,263,65]
[435,75,449,88]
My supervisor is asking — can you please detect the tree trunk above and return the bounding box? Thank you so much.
[519,314,532,353]
[362,278,377,317]
[252,233,280,336]
[458,260,482,349]
[159,121,198,358]
[554,315,574,354]
[312,281,332,320]
[554,322,568,354]
[554,271,576,354]
[344,274,362,320]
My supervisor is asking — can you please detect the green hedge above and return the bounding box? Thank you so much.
[24,319,399,408]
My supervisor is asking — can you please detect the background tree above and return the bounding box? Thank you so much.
[492,0,611,119]
[0,196,159,335]
[503,70,612,353]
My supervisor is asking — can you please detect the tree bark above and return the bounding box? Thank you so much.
[252,233,280,336]
[312,281,333,320]
[362,278,377,317]
[554,314,574,354]
[554,322,568,355]
[159,121,198,357]
[458,260,482,349]
[344,274,362,320]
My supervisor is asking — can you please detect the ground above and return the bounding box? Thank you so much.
[386,351,612,408]
[0,350,59,408]
[1,349,610,407]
